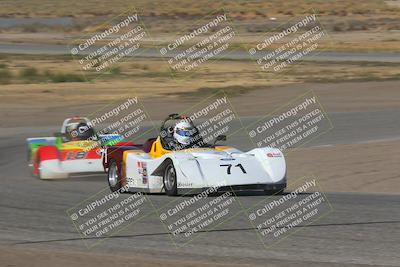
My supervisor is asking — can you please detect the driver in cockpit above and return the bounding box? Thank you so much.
[167,120,202,150]
[66,122,95,142]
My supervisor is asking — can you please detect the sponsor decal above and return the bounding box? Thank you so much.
[137,161,148,184]
[178,182,193,187]
[267,152,282,158]
[95,148,103,156]
[64,151,88,160]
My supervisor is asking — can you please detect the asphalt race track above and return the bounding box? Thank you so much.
[1,112,399,266]
[1,42,400,63]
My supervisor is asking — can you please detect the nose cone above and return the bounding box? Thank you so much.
[189,149,230,159]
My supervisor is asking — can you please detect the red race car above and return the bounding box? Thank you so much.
[27,117,134,179]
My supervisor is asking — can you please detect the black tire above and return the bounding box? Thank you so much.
[34,152,42,179]
[108,160,122,192]
[264,189,284,195]
[163,160,178,196]
[27,148,35,177]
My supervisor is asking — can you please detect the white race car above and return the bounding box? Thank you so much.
[103,114,287,196]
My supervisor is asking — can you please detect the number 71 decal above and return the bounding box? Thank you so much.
[220,163,247,174]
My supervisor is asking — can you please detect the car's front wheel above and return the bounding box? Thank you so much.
[163,160,177,196]
[108,160,122,192]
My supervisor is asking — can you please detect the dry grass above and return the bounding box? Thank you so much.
[0,1,399,51]
[0,0,398,18]
[0,54,399,88]
[0,54,400,109]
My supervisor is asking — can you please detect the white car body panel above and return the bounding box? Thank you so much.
[39,158,104,179]
[124,147,286,193]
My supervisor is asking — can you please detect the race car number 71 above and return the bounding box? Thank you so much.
[220,164,247,174]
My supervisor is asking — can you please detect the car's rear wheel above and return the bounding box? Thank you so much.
[108,160,121,192]
[33,153,42,179]
[163,160,177,196]
[27,148,35,177]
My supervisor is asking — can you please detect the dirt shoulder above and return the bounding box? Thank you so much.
[287,139,400,194]
[0,246,237,267]
[1,80,400,127]
[0,246,380,267]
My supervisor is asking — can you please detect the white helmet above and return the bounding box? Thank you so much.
[173,120,195,145]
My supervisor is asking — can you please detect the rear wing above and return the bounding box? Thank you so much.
[27,137,57,149]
